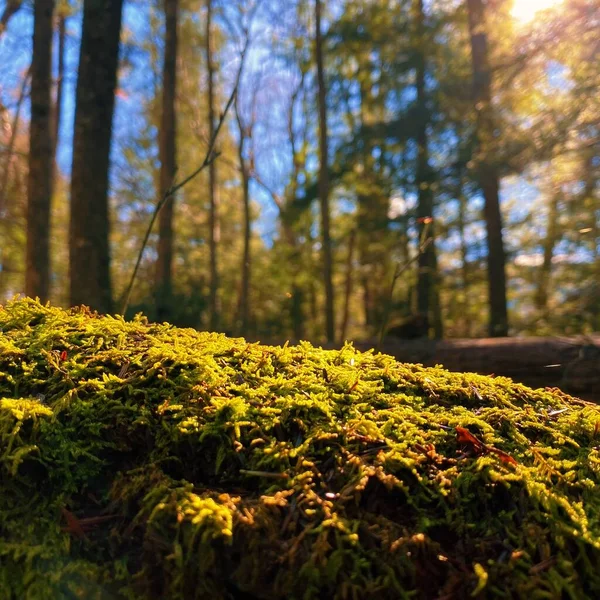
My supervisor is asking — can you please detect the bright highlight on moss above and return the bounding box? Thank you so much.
[1,297,600,599]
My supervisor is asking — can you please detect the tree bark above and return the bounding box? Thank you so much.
[234,99,251,336]
[51,7,66,170]
[206,0,220,331]
[69,0,123,313]
[155,0,178,322]
[457,170,472,336]
[535,192,560,312]
[26,0,54,301]
[413,0,439,337]
[339,228,356,342]
[467,0,509,337]
[315,0,335,343]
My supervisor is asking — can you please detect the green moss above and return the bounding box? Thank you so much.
[1,297,600,599]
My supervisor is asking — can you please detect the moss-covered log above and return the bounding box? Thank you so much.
[1,297,600,599]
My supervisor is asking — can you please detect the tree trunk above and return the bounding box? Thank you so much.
[51,8,66,167]
[413,0,438,337]
[26,0,54,301]
[457,171,472,336]
[535,192,559,313]
[206,0,220,331]
[235,109,251,336]
[339,228,356,342]
[467,0,509,337]
[315,0,335,343]
[69,0,123,313]
[155,0,178,322]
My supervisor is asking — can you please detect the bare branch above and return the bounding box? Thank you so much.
[120,39,250,316]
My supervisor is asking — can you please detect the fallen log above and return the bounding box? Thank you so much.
[349,335,600,402]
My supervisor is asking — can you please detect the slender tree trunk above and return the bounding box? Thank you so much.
[457,172,472,336]
[235,114,251,335]
[285,72,306,340]
[26,0,54,301]
[155,0,178,322]
[69,0,123,313]
[315,0,335,343]
[51,8,66,167]
[535,193,559,312]
[467,0,509,337]
[430,238,444,338]
[413,0,437,336]
[339,228,356,342]
[205,0,220,330]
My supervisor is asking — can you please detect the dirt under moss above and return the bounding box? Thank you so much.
[1,297,600,599]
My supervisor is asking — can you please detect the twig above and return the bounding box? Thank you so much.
[120,40,249,316]
[239,469,289,479]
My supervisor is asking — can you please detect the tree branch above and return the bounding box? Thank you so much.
[120,42,249,316]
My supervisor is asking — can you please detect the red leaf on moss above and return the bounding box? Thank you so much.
[455,427,485,451]
[60,350,67,361]
[489,447,518,466]
[61,508,87,540]
[455,427,517,466]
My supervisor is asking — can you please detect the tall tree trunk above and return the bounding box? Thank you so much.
[155,0,178,322]
[285,71,307,340]
[51,7,66,170]
[457,171,472,336]
[413,0,438,337]
[234,106,251,336]
[467,0,509,337]
[339,228,356,342]
[206,0,220,331]
[315,0,335,343]
[355,78,389,335]
[26,0,54,301]
[535,192,559,313]
[69,0,123,313]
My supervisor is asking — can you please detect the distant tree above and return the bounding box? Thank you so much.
[412,0,442,338]
[233,64,254,335]
[51,2,68,170]
[205,0,220,330]
[26,0,54,301]
[315,0,335,342]
[339,227,356,341]
[69,0,124,312]
[466,0,509,336]
[155,0,179,322]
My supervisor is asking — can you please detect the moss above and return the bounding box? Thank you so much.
[1,297,600,599]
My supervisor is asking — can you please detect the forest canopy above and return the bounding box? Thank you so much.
[0,0,598,342]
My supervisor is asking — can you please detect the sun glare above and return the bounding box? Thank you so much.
[511,0,564,23]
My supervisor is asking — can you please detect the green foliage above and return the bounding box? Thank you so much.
[1,297,600,598]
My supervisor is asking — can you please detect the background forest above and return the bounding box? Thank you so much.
[0,0,598,344]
